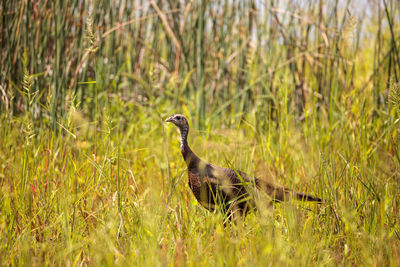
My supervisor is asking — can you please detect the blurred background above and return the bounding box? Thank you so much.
[1,0,399,128]
[1,0,400,265]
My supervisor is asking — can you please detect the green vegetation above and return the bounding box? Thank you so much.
[1,0,399,265]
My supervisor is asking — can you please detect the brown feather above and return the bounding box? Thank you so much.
[166,114,322,219]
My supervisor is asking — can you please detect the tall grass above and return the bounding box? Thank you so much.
[1,0,400,265]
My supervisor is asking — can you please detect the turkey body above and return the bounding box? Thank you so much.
[166,114,322,219]
[186,158,252,214]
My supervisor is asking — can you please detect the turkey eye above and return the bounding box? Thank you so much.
[176,116,181,120]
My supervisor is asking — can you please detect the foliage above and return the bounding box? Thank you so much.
[0,0,399,265]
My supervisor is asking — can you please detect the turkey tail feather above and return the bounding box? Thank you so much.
[295,192,323,203]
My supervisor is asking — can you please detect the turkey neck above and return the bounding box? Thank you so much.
[179,124,198,166]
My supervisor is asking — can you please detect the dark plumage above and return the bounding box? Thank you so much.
[166,114,322,219]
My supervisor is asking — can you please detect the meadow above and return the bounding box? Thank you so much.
[1,0,400,265]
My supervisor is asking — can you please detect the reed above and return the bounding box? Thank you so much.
[0,0,399,265]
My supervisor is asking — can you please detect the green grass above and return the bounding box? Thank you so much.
[1,0,400,266]
[1,95,399,265]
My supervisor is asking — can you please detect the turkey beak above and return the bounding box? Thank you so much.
[165,116,174,123]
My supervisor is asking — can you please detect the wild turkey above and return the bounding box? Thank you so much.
[165,114,322,220]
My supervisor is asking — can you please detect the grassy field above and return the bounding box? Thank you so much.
[1,0,400,266]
